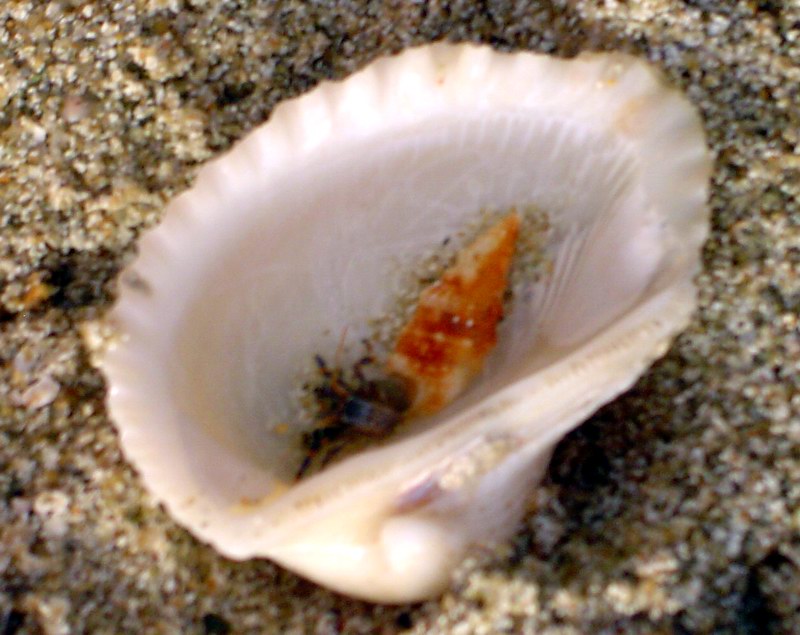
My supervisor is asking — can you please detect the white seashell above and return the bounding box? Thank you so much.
[92,43,710,603]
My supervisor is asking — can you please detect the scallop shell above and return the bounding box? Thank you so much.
[93,43,710,603]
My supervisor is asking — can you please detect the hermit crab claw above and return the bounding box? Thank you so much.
[90,43,710,603]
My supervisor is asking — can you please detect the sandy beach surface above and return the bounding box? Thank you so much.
[2,1,799,633]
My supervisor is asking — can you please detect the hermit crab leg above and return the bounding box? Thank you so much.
[386,211,520,416]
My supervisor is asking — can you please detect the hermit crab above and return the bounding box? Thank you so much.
[90,44,710,602]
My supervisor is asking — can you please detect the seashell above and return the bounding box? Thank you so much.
[92,43,710,603]
[387,211,521,416]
